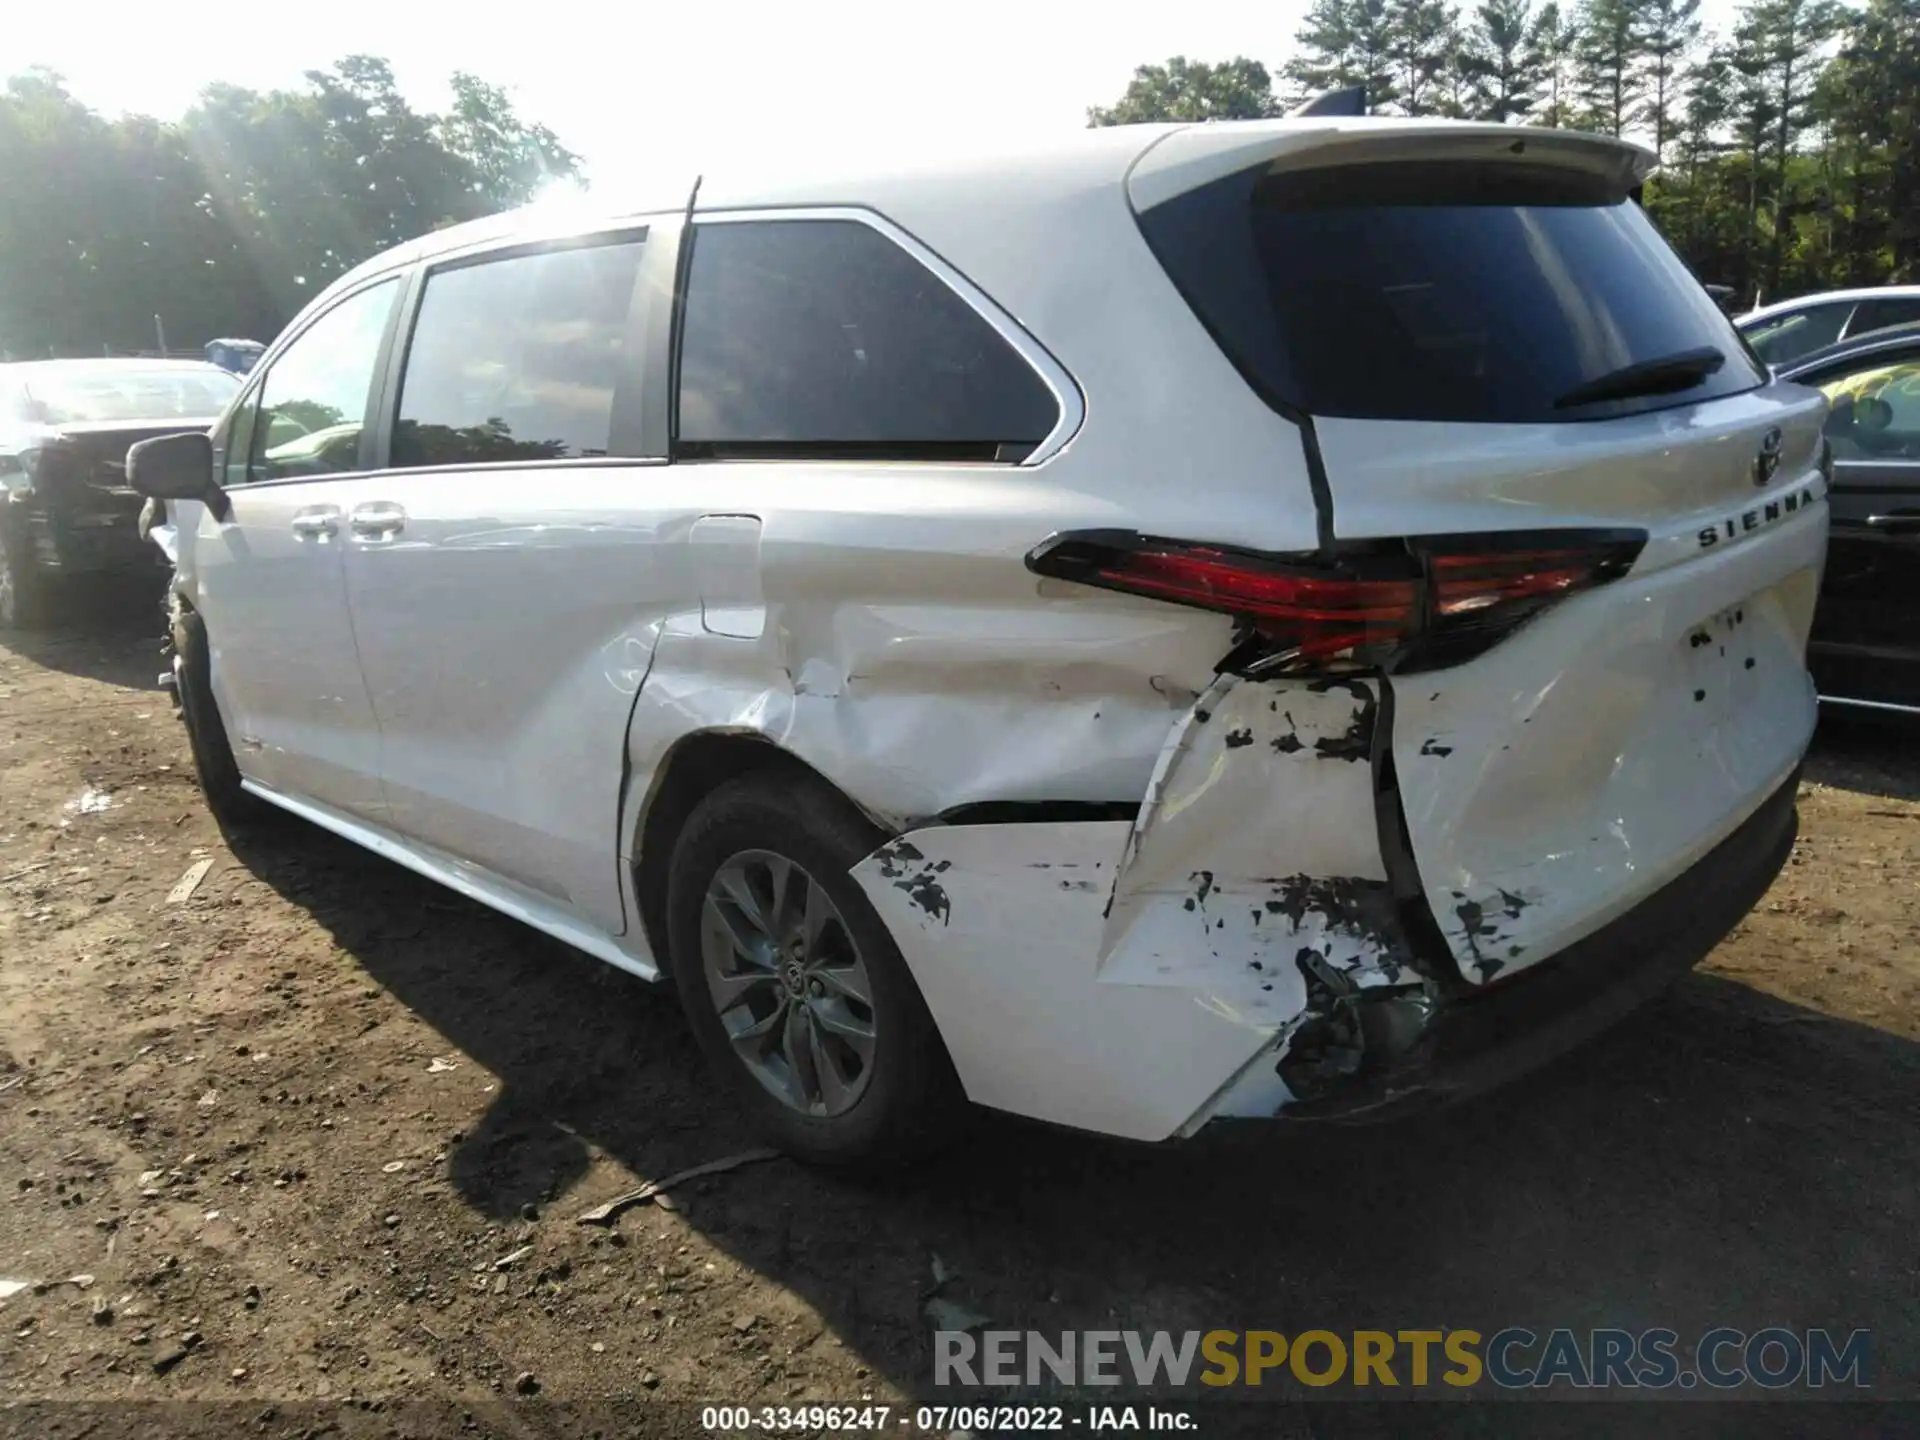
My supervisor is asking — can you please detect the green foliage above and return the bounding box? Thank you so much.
[1575,0,1647,134]
[1086,57,1279,124]
[1637,0,1703,159]
[0,57,579,359]
[1388,0,1461,113]
[1284,0,1401,111]
[1457,0,1549,123]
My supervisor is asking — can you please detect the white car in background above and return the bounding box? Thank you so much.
[129,117,1829,1166]
[1739,286,1920,368]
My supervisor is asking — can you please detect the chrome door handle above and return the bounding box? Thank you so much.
[290,508,340,538]
[349,502,407,538]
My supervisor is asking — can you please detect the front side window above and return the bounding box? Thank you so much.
[392,238,645,470]
[1814,350,1920,463]
[676,218,1059,460]
[243,279,400,484]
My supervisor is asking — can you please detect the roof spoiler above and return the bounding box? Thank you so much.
[1287,86,1367,118]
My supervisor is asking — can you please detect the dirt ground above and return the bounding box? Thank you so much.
[1,585,1916,1438]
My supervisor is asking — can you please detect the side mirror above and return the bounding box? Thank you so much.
[127,432,228,521]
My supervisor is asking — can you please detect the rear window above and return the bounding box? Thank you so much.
[1137,161,1766,425]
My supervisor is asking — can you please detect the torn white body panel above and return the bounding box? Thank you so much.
[853,820,1271,1140]
[846,674,1422,1141]
[1099,674,1409,996]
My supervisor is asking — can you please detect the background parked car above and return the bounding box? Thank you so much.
[0,358,239,627]
[1739,286,1920,367]
[1778,327,1920,714]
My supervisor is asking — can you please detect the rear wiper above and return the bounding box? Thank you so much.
[1552,346,1726,410]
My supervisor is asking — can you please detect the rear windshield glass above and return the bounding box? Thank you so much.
[1136,161,1766,424]
[23,368,239,424]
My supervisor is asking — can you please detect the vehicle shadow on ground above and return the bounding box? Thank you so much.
[1807,707,1920,802]
[219,808,1920,1409]
[0,576,167,690]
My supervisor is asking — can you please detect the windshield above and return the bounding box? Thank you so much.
[22,367,240,424]
[1137,160,1768,424]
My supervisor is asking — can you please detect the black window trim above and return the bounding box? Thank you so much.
[216,271,409,491]
[671,205,1085,467]
[374,223,663,479]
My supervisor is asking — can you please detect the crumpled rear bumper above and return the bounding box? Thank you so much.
[1278,763,1800,1123]
[850,752,1798,1142]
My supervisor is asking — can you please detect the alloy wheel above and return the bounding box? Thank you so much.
[699,850,876,1117]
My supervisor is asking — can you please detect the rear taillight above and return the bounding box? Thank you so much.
[1026,529,1643,673]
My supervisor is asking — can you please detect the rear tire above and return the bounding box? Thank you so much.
[0,519,49,630]
[170,604,271,831]
[666,773,965,1168]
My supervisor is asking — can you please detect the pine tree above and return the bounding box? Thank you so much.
[1287,0,1401,112]
[1386,0,1460,113]
[1814,0,1920,281]
[1637,0,1703,162]
[1649,52,1736,281]
[1461,0,1550,121]
[1437,29,1479,116]
[1574,0,1648,135]
[1532,3,1585,125]
[1734,0,1843,294]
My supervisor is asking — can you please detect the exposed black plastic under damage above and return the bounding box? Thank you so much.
[1273,765,1802,1123]
[1270,675,1453,1104]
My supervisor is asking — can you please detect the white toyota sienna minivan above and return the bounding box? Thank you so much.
[130,117,1830,1166]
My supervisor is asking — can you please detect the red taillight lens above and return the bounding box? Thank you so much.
[1431,549,1609,613]
[1027,530,1643,672]
[1086,544,1419,660]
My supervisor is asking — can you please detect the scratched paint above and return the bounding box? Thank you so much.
[871,839,954,925]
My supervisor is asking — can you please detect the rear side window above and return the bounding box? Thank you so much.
[1746,303,1851,365]
[393,238,645,470]
[676,219,1059,460]
[1137,161,1767,424]
[1848,298,1920,341]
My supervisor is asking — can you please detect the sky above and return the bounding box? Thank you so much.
[10,0,1749,182]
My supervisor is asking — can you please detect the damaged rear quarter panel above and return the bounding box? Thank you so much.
[611,476,1426,1137]
[849,673,1427,1140]
[619,472,1247,845]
